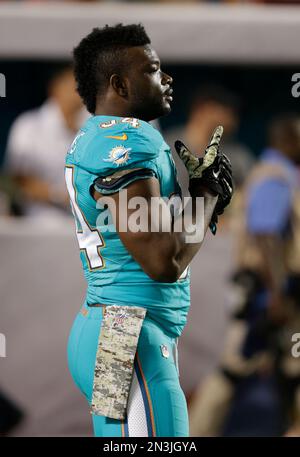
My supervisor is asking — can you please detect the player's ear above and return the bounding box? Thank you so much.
[110,74,128,98]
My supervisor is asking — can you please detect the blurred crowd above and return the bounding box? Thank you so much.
[0,62,300,437]
[2,64,86,219]
[165,83,300,436]
[187,111,300,437]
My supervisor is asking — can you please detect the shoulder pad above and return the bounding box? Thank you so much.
[92,167,157,195]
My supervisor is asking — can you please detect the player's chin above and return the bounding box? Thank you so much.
[160,98,172,115]
[148,98,172,120]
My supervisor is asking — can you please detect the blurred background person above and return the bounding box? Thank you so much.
[4,63,86,220]
[164,85,255,195]
[188,114,300,437]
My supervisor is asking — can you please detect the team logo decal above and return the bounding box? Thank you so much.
[103,145,131,166]
[105,133,128,141]
[112,312,128,329]
[160,344,170,359]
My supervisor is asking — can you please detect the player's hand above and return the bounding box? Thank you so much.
[174,125,234,235]
[208,151,234,220]
[175,125,223,181]
[204,157,234,234]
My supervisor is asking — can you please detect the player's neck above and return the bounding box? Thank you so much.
[94,100,133,119]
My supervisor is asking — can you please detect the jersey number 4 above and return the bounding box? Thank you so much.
[65,167,104,270]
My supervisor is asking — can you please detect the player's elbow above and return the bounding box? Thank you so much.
[147,258,181,283]
[127,233,182,283]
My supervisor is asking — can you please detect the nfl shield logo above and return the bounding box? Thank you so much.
[160,344,169,359]
[112,312,128,329]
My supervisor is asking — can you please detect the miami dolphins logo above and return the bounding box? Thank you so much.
[103,146,132,166]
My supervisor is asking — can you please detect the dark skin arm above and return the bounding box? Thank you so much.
[256,235,285,293]
[93,176,217,283]
[255,234,288,322]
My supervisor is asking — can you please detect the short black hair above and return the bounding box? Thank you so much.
[73,23,151,114]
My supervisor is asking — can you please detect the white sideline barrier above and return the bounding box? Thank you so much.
[0,3,300,63]
[0,216,91,436]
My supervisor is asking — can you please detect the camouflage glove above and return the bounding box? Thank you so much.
[175,125,233,235]
[175,125,224,181]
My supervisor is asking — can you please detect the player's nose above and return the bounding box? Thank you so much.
[162,72,173,86]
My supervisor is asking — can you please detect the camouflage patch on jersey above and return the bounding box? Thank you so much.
[91,305,147,420]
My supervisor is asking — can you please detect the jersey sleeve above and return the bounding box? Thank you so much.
[77,121,162,180]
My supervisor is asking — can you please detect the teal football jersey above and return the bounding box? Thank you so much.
[65,115,190,337]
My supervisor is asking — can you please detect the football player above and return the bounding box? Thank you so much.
[65,23,233,437]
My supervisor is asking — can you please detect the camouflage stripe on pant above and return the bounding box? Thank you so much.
[91,305,147,420]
